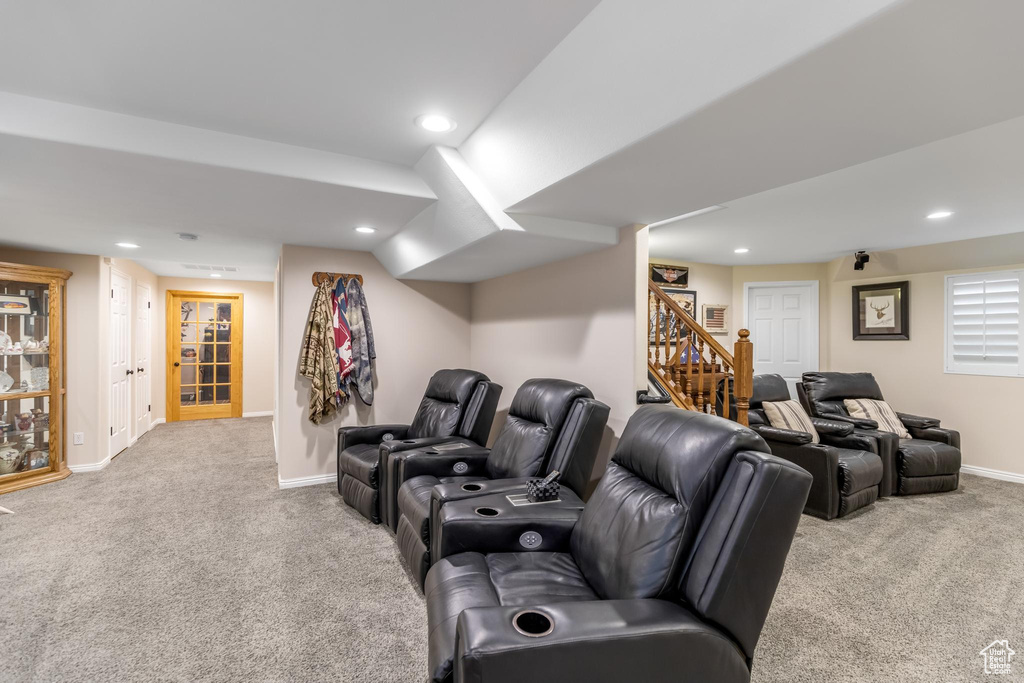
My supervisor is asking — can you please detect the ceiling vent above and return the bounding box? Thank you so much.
[182,264,238,272]
[177,232,200,241]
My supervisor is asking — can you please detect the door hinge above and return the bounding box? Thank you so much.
[111,289,114,298]
[148,404,151,412]
[110,426,114,436]
[148,301,151,308]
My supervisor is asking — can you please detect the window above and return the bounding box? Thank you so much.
[945,270,1023,377]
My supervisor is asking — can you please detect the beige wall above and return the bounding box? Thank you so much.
[275,245,473,485]
[827,235,1024,477]
[472,226,645,489]
[153,277,275,421]
[656,232,1024,477]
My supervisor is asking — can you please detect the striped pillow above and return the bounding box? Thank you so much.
[843,398,910,438]
[762,400,819,444]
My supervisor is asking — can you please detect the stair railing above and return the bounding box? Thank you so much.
[647,279,753,426]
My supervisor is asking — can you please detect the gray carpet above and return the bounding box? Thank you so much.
[2,418,1022,682]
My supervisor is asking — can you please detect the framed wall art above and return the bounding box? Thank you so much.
[650,263,688,287]
[650,288,697,342]
[852,281,909,340]
[702,304,729,336]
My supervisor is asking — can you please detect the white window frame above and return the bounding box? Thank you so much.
[944,269,1024,378]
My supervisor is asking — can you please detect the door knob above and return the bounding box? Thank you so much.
[137,367,145,373]
[173,362,180,367]
[126,369,134,375]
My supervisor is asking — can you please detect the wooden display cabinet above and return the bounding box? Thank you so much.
[0,261,71,495]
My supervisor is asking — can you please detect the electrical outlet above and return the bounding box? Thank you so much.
[73,432,85,445]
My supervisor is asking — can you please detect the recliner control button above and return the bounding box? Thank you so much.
[453,461,468,474]
[519,531,543,549]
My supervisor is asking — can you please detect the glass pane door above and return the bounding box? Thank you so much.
[168,292,242,421]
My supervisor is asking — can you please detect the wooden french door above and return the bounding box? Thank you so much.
[166,291,243,421]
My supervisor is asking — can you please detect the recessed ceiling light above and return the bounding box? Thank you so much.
[734,247,750,254]
[415,114,457,133]
[116,242,140,249]
[355,226,376,234]
[210,273,222,278]
[927,210,954,219]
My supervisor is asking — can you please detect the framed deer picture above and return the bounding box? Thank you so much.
[852,281,909,340]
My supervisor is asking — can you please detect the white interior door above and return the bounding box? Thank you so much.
[134,282,152,438]
[745,281,819,397]
[110,270,131,457]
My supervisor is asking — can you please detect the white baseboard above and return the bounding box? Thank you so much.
[243,411,273,418]
[151,418,166,426]
[69,454,112,473]
[961,464,1024,485]
[278,472,337,489]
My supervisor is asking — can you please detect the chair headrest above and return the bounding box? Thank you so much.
[612,406,768,505]
[508,378,594,428]
[750,374,792,409]
[423,369,490,405]
[801,371,883,403]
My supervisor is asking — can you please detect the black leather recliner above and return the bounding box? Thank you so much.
[390,378,609,588]
[799,371,961,496]
[746,374,882,519]
[337,369,501,523]
[424,406,812,683]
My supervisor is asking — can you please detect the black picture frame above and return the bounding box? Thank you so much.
[650,263,689,287]
[852,281,909,340]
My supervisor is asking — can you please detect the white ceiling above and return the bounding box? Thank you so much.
[508,0,1024,227]
[2,0,1024,281]
[649,115,1024,265]
[0,134,432,280]
[0,0,599,165]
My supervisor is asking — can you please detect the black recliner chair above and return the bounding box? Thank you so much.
[424,406,812,683]
[746,374,882,519]
[389,378,609,588]
[799,371,961,496]
[337,369,501,523]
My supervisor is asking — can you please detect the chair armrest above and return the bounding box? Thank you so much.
[896,412,940,429]
[810,417,854,437]
[432,490,584,561]
[823,414,878,429]
[380,443,488,529]
[450,600,749,683]
[337,424,409,451]
[432,477,536,508]
[908,426,961,448]
[751,424,813,445]
[396,448,492,482]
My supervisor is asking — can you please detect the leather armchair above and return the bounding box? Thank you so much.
[747,374,882,519]
[799,372,961,496]
[337,369,501,523]
[390,378,609,588]
[424,407,812,683]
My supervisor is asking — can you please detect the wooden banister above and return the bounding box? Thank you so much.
[647,279,754,426]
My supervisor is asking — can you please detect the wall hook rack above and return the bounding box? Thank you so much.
[311,271,363,287]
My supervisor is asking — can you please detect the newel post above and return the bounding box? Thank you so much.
[733,329,753,427]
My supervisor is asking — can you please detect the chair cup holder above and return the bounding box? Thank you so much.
[461,483,483,492]
[512,610,553,638]
[425,450,439,455]
[474,507,500,517]
[402,440,417,444]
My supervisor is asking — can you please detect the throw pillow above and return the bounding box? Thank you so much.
[843,398,911,438]
[762,400,819,444]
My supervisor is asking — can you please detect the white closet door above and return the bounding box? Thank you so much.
[110,270,131,457]
[135,282,152,438]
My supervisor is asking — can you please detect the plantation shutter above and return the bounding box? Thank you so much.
[946,270,1023,376]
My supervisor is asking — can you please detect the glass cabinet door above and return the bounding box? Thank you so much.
[0,276,58,486]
